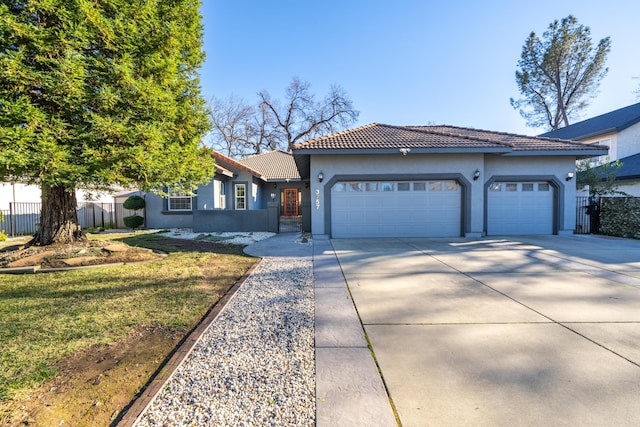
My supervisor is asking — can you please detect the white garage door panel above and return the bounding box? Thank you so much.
[487,182,553,235]
[331,181,461,238]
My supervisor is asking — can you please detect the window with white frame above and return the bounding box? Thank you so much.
[168,188,193,211]
[219,181,226,209]
[234,183,246,210]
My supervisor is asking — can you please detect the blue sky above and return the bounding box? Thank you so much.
[199,1,640,136]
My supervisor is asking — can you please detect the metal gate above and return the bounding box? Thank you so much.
[279,215,302,232]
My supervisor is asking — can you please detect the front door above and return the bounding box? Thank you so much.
[283,188,298,217]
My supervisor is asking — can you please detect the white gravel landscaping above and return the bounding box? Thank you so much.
[159,228,276,246]
[134,256,315,426]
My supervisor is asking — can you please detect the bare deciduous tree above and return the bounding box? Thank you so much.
[208,78,359,157]
[259,77,359,151]
[207,95,255,158]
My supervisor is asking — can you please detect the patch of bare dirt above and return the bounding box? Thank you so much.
[0,240,163,270]
[5,326,182,427]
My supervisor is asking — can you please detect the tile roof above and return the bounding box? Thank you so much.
[292,123,604,153]
[539,102,640,140]
[237,150,302,181]
[212,151,265,181]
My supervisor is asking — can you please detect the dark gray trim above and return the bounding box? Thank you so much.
[160,210,194,215]
[322,173,471,238]
[484,175,564,235]
[500,150,608,157]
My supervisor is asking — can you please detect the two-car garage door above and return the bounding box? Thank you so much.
[331,180,462,238]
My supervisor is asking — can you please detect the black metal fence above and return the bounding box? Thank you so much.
[576,196,597,234]
[0,202,140,237]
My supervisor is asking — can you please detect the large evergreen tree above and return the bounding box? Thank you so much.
[0,0,214,245]
[510,15,611,130]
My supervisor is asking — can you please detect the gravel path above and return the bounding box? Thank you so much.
[134,257,315,426]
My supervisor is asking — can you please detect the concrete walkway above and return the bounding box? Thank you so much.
[244,233,397,426]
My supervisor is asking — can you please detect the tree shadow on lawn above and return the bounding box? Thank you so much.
[1,234,256,427]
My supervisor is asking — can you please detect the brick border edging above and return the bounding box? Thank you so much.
[113,258,263,427]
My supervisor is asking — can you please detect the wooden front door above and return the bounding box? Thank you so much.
[283,188,298,217]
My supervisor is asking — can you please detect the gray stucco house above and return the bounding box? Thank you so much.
[144,150,310,232]
[291,123,606,238]
[144,123,605,237]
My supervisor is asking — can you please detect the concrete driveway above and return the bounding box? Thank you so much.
[331,235,640,426]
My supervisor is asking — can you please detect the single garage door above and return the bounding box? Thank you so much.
[487,181,554,235]
[331,180,461,238]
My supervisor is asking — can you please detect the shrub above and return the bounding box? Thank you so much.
[123,195,145,211]
[123,215,145,230]
[0,231,7,242]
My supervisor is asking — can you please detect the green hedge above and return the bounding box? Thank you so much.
[123,195,145,211]
[123,215,145,230]
[599,198,640,239]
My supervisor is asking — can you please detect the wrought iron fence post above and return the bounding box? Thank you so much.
[9,202,14,237]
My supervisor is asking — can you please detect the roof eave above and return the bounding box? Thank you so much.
[292,147,512,155]
[502,149,610,158]
[570,128,618,141]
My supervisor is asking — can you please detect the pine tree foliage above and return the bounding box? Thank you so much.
[0,0,214,245]
[511,15,611,130]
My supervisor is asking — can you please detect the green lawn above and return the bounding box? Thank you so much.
[0,232,256,422]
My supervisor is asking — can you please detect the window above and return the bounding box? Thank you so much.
[397,182,410,191]
[506,183,518,192]
[489,183,502,192]
[168,189,192,211]
[429,181,442,191]
[333,183,346,192]
[365,182,378,192]
[235,183,246,210]
[348,182,363,192]
[522,183,534,192]
[538,183,550,191]
[413,182,426,191]
[219,182,226,209]
[445,180,459,191]
[380,182,394,192]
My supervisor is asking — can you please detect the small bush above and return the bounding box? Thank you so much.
[123,195,145,211]
[123,215,145,230]
[0,230,7,242]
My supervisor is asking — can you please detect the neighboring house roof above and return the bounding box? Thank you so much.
[114,190,145,198]
[594,152,640,181]
[539,102,640,140]
[237,150,302,181]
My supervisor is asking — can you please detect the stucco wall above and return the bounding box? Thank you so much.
[617,122,640,160]
[309,153,577,237]
[144,193,194,229]
[197,180,215,210]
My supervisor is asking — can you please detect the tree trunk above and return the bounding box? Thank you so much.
[29,185,85,246]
